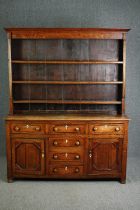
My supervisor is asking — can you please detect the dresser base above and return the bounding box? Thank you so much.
[6,114,129,183]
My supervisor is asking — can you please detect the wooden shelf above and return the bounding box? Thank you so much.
[12,60,123,64]
[14,110,118,115]
[13,100,122,105]
[12,81,123,85]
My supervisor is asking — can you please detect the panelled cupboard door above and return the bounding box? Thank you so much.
[88,138,122,175]
[12,139,45,175]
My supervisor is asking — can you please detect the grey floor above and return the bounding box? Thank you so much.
[0,157,140,210]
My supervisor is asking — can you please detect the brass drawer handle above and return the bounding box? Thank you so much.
[115,127,120,131]
[53,141,58,146]
[25,124,30,128]
[65,166,68,171]
[14,126,20,131]
[75,155,80,160]
[75,168,80,173]
[75,141,80,146]
[93,127,98,131]
[53,127,58,132]
[75,127,80,132]
[53,155,58,159]
[42,152,45,158]
[53,168,58,173]
[34,127,41,131]
[89,150,92,158]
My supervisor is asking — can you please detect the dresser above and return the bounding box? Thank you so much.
[5,28,130,183]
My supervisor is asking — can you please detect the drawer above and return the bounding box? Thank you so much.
[49,137,84,148]
[49,151,83,163]
[49,165,83,176]
[89,124,124,135]
[48,124,86,134]
[11,123,44,134]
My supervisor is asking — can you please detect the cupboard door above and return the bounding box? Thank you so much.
[88,138,122,175]
[12,139,45,175]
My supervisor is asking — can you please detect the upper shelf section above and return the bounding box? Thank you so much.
[5,28,130,39]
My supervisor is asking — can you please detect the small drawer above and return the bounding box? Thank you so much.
[48,124,86,134]
[89,124,124,135]
[49,152,83,162]
[49,137,84,148]
[11,123,44,134]
[49,165,83,176]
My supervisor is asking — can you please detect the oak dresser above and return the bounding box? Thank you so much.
[5,28,130,183]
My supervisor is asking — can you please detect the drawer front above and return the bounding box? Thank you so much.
[49,137,84,148]
[48,124,86,134]
[49,151,83,163]
[89,124,124,135]
[11,123,44,134]
[49,165,83,176]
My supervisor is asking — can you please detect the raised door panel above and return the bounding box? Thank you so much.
[12,139,45,175]
[88,138,122,175]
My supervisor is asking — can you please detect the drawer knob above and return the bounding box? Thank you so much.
[115,127,120,131]
[53,155,58,159]
[75,127,80,132]
[93,127,98,131]
[14,126,20,131]
[53,141,58,146]
[75,155,80,159]
[75,168,80,173]
[35,127,41,131]
[53,168,58,173]
[75,141,80,146]
[54,127,58,132]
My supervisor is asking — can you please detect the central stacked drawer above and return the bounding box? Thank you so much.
[47,123,86,177]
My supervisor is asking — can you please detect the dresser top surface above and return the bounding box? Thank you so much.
[6,114,130,121]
